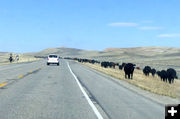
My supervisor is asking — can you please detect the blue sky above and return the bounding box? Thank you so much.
[0,0,180,53]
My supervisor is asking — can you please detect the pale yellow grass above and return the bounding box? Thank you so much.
[82,63,180,98]
[0,54,41,65]
[17,54,41,63]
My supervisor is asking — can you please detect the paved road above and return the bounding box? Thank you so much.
[0,59,165,119]
[0,61,44,84]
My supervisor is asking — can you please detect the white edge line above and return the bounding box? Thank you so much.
[67,62,104,119]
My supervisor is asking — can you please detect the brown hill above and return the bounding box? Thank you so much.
[28,46,180,75]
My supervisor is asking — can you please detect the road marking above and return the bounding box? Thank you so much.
[67,62,104,119]
[0,83,7,87]
[18,75,24,78]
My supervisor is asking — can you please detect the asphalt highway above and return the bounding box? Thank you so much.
[0,59,165,119]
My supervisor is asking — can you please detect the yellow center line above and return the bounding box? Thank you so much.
[18,75,24,78]
[0,83,7,87]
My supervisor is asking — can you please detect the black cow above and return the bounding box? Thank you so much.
[89,59,96,64]
[159,70,168,82]
[101,61,118,69]
[109,62,116,69]
[151,68,156,77]
[143,66,151,76]
[101,61,109,68]
[167,68,177,84]
[119,63,126,70]
[122,63,126,67]
[136,67,141,70]
[156,71,161,77]
[95,61,100,64]
[119,65,123,70]
[124,63,136,79]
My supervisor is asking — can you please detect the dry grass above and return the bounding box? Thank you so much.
[82,62,180,98]
[0,54,41,65]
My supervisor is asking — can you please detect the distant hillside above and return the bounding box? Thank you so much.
[26,46,180,75]
[2,47,180,74]
[30,47,100,58]
[0,52,10,63]
[30,46,180,60]
[0,52,9,56]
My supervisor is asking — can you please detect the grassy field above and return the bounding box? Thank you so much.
[82,62,180,98]
[0,53,41,65]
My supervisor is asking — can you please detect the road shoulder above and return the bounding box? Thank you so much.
[73,61,180,105]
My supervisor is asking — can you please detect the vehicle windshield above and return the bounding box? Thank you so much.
[49,55,57,58]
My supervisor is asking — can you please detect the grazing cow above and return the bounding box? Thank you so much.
[89,59,96,64]
[115,63,119,66]
[167,68,177,84]
[101,61,109,68]
[119,63,126,70]
[151,68,156,77]
[109,62,116,69]
[93,60,100,64]
[101,61,118,69]
[73,58,78,60]
[159,70,168,82]
[124,63,136,79]
[78,59,81,62]
[156,71,161,77]
[119,65,123,70]
[136,67,141,70]
[122,63,126,67]
[143,66,151,76]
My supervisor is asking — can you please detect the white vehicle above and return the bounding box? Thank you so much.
[47,54,59,66]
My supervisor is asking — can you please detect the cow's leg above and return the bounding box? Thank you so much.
[131,73,133,80]
[169,78,171,84]
[128,74,130,79]
[163,78,165,82]
[170,78,172,84]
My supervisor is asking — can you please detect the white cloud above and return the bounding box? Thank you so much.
[108,22,138,27]
[157,34,180,38]
[139,26,163,30]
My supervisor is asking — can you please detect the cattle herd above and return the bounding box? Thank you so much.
[63,57,178,84]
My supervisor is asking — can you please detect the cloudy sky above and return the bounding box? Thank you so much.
[0,0,180,53]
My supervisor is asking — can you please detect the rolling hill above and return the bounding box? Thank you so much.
[2,46,180,75]
[31,46,180,62]
[28,46,180,75]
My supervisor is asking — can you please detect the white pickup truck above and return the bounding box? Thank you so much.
[47,54,60,66]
